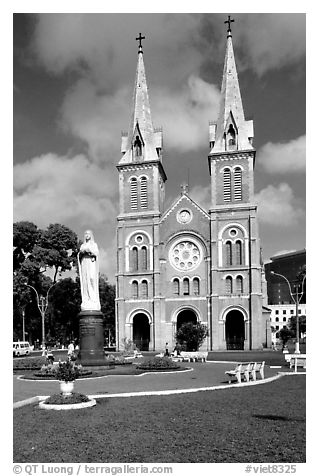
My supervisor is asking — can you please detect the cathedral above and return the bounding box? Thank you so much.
[115,22,271,352]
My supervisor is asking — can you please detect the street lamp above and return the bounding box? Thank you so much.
[270,271,306,354]
[24,283,56,350]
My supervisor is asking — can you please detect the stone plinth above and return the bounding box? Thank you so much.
[78,310,107,366]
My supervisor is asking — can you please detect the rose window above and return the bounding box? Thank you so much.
[170,241,201,271]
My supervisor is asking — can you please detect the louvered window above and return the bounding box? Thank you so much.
[140,176,148,209]
[235,240,243,265]
[131,247,138,271]
[141,246,147,270]
[225,241,232,266]
[132,281,138,299]
[130,178,138,209]
[141,280,148,299]
[236,276,243,294]
[223,168,231,202]
[193,278,200,296]
[225,276,233,294]
[173,278,180,295]
[234,167,242,201]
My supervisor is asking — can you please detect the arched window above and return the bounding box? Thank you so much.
[235,240,243,265]
[131,247,138,271]
[140,246,147,270]
[193,278,200,296]
[223,168,231,202]
[140,176,148,209]
[140,280,148,299]
[236,276,243,294]
[173,278,180,295]
[183,278,190,295]
[225,276,233,294]
[130,177,138,209]
[234,167,242,201]
[225,241,232,266]
[132,281,138,299]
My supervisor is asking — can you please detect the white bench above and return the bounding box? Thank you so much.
[225,361,265,384]
[289,355,306,371]
[178,351,207,362]
[251,361,265,380]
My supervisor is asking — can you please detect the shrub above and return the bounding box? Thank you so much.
[175,322,208,351]
[136,357,180,371]
[13,357,47,371]
[43,392,90,405]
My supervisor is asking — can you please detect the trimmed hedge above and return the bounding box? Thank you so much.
[136,356,180,371]
[13,357,47,371]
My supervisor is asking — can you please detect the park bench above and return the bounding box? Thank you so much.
[289,355,306,372]
[178,351,207,362]
[225,362,253,384]
[251,361,265,381]
[225,361,265,384]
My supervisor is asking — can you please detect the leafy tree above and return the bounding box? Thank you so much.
[289,315,306,338]
[99,274,116,340]
[175,322,208,351]
[36,224,79,282]
[48,278,81,345]
[13,221,40,271]
[278,327,293,346]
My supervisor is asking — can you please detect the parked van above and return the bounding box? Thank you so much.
[13,341,32,357]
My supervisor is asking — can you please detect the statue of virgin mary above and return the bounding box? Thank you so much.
[78,230,101,311]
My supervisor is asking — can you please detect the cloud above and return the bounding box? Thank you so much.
[13,153,118,279]
[255,183,304,226]
[152,76,220,152]
[31,13,201,88]
[237,14,305,76]
[32,13,305,83]
[258,135,306,174]
[60,75,220,160]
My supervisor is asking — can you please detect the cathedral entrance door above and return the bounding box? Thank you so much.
[225,310,245,350]
[176,309,197,331]
[133,313,150,351]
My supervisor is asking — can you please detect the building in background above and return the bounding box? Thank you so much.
[116,22,271,352]
[264,249,306,343]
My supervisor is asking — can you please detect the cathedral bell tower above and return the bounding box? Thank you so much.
[208,17,265,350]
[116,34,167,351]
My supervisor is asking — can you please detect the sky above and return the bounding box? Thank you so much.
[12,11,306,283]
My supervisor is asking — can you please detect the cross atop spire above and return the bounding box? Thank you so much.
[224,15,234,37]
[136,33,146,53]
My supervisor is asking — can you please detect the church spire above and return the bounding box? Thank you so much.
[120,33,162,164]
[210,16,254,153]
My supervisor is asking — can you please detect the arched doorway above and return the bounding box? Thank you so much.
[225,309,245,350]
[133,313,150,351]
[177,309,197,331]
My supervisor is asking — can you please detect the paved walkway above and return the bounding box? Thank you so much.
[13,361,287,406]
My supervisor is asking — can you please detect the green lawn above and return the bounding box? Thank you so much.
[13,375,305,463]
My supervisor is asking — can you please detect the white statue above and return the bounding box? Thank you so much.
[78,230,101,311]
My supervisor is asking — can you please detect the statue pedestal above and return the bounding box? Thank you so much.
[78,310,107,366]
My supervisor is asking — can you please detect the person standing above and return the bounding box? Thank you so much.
[67,341,75,359]
[165,342,169,357]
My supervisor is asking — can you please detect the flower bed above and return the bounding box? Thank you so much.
[33,361,92,380]
[43,392,90,405]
